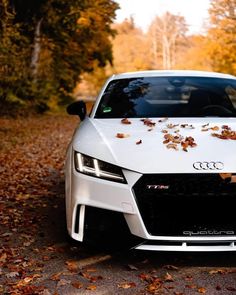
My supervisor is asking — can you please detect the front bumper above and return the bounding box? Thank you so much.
[66,164,236,251]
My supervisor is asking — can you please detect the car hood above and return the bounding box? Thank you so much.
[72,117,236,174]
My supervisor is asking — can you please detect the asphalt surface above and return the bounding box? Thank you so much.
[1,115,236,295]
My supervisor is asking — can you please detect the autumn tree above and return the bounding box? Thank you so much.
[112,18,152,72]
[148,12,188,69]
[75,18,153,100]
[207,0,236,74]
[0,0,119,114]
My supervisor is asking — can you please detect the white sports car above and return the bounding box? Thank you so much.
[65,70,236,251]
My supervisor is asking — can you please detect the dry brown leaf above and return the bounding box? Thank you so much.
[0,253,7,263]
[141,118,156,127]
[50,272,62,281]
[211,126,219,131]
[65,260,78,272]
[167,123,179,129]
[116,133,130,138]
[118,282,136,289]
[136,140,142,145]
[209,269,227,275]
[121,118,131,125]
[146,282,162,292]
[164,272,174,282]
[86,285,97,291]
[72,281,83,289]
[57,279,71,287]
[198,287,206,293]
[166,143,178,150]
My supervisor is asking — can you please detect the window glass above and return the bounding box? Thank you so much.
[95,77,236,118]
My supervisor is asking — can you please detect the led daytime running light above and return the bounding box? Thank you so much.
[75,152,126,183]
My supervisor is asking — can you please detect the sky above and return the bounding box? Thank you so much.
[115,0,211,34]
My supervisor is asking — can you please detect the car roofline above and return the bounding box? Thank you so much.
[111,70,236,80]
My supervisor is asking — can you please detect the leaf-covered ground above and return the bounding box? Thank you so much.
[1,115,236,295]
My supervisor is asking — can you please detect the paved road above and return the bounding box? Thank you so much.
[1,116,236,294]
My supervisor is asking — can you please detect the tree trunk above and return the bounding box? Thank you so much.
[31,18,43,81]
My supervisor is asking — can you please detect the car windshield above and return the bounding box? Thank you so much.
[95,76,236,118]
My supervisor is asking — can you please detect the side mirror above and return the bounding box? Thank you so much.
[67,101,87,121]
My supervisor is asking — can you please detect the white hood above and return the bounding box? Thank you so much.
[73,117,236,174]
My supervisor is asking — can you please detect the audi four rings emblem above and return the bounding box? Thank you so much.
[193,161,224,170]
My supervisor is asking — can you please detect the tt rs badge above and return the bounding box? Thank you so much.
[146,185,170,190]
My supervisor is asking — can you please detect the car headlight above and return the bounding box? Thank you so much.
[74,152,127,183]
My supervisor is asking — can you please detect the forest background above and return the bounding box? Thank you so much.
[0,0,236,116]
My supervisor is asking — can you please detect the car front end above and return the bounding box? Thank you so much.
[66,70,236,251]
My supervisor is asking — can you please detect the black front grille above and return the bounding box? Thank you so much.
[133,174,236,236]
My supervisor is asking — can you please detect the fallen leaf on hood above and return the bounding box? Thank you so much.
[181,141,189,152]
[167,123,179,129]
[116,133,130,138]
[181,136,197,151]
[162,129,168,133]
[136,140,142,145]
[222,125,231,130]
[121,118,131,125]
[212,127,236,140]
[141,118,156,127]
[166,143,178,150]
[202,126,219,132]
[211,126,219,131]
